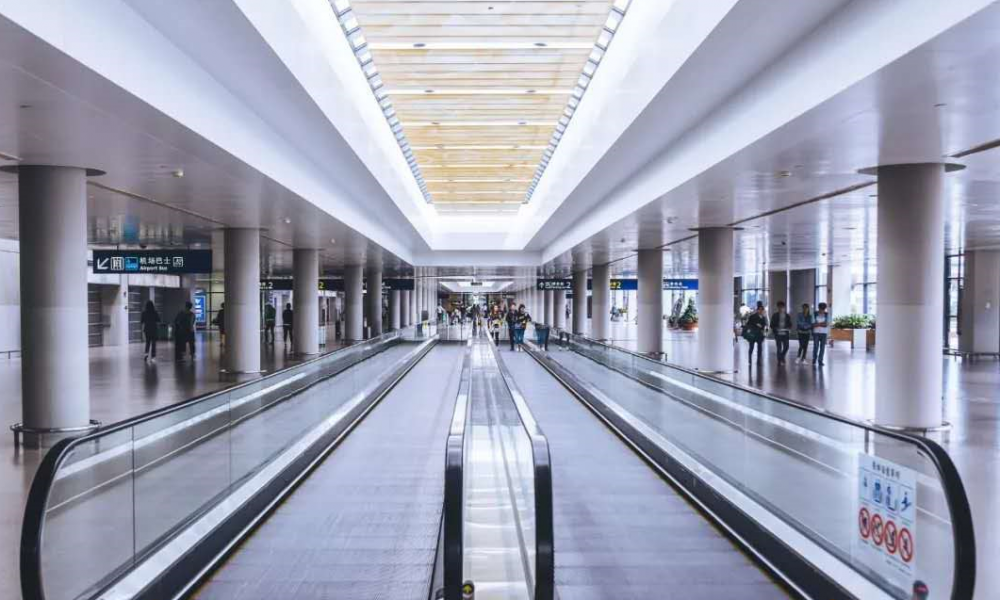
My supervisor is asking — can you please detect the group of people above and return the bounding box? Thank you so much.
[139,299,298,363]
[139,300,197,362]
[482,301,533,349]
[740,300,831,367]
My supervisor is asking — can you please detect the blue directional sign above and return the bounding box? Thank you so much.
[92,250,212,274]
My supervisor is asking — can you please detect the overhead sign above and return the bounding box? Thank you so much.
[260,279,413,292]
[193,294,207,326]
[854,454,917,591]
[92,250,212,274]
[383,278,415,291]
[663,279,698,290]
[537,279,572,291]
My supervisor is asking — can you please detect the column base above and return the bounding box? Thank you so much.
[10,420,101,449]
[868,420,952,435]
[694,368,738,376]
[219,369,268,375]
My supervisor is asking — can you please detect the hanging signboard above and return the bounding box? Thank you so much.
[92,250,212,274]
[383,278,415,291]
[854,454,917,592]
[536,279,572,291]
[193,294,207,326]
[663,279,698,290]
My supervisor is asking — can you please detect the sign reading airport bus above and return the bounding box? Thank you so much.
[537,279,572,291]
[92,250,212,274]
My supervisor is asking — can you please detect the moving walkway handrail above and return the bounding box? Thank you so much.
[553,330,976,600]
[21,330,402,600]
[486,340,555,600]
[439,348,472,600]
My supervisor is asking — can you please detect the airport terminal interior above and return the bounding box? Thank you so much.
[1,1,999,599]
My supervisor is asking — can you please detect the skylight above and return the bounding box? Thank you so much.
[333,0,631,209]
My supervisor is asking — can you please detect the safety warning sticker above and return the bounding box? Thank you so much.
[854,454,918,589]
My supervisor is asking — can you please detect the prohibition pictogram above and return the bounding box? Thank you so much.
[871,514,885,546]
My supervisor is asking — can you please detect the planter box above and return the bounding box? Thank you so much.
[831,328,875,350]
[681,323,698,331]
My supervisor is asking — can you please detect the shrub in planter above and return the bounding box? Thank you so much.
[831,314,875,349]
[678,298,698,330]
[832,314,874,329]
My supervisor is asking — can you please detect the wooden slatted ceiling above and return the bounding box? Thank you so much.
[349,0,613,207]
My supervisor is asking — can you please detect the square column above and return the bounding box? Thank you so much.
[544,289,553,325]
[637,249,664,355]
[293,249,319,355]
[401,289,411,327]
[553,290,566,330]
[959,250,1000,354]
[224,228,262,373]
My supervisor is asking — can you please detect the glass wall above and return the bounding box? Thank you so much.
[740,272,768,309]
[850,260,878,316]
[815,265,828,307]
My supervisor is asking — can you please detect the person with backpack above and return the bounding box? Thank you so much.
[743,301,768,365]
[770,301,793,364]
[795,303,812,362]
[141,300,160,362]
[173,301,196,360]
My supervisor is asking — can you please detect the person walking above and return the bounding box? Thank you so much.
[173,301,196,360]
[795,303,812,362]
[212,302,226,346]
[282,303,294,346]
[506,301,519,350]
[141,300,160,361]
[812,302,830,366]
[743,301,768,365]
[264,302,277,345]
[515,304,531,350]
[771,301,792,364]
[489,305,503,345]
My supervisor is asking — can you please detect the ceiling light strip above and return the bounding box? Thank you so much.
[525,0,632,205]
[330,0,431,203]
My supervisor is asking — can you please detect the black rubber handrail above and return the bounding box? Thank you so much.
[20,331,402,600]
[486,340,555,600]
[554,331,976,600]
[439,347,471,600]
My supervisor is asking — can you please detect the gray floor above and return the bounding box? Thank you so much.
[0,329,346,600]
[194,344,465,600]
[599,321,998,598]
[501,348,787,600]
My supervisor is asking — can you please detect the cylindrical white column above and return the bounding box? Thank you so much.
[366,266,382,337]
[572,270,587,334]
[18,166,91,439]
[697,228,734,372]
[293,248,319,355]
[224,228,262,372]
[553,290,566,330]
[592,264,611,340]
[401,289,411,327]
[409,280,417,323]
[389,290,401,330]
[875,164,947,429]
[637,249,664,354]
[345,265,364,341]
[544,289,554,325]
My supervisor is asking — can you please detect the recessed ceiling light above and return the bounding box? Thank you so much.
[330,238,336,244]
[283,217,292,224]
[172,169,184,178]
[777,170,792,178]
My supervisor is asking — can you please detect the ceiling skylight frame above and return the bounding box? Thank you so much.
[331,0,431,203]
[525,0,632,204]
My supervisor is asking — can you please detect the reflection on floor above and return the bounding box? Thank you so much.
[598,320,998,600]
[0,329,346,600]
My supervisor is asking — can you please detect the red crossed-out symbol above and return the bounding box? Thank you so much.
[858,508,871,539]
[898,528,915,563]
[871,514,885,546]
[884,520,899,554]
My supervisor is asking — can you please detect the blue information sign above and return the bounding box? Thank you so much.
[92,250,212,274]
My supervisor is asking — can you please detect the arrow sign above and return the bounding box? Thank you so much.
[97,258,109,270]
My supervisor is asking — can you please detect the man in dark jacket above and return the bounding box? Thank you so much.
[282,303,294,345]
[174,302,196,360]
[770,301,793,364]
[505,301,519,350]
[744,302,768,365]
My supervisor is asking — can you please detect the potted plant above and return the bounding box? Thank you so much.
[831,314,875,349]
[678,298,698,331]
